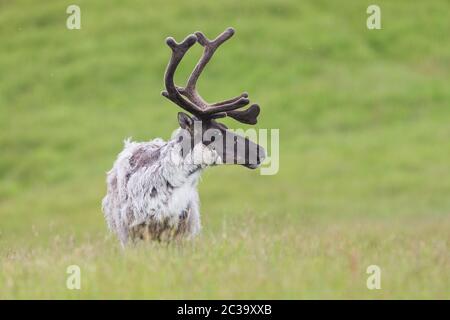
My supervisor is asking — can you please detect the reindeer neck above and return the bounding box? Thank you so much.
[159,133,203,188]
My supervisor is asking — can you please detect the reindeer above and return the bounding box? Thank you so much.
[102,28,265,245]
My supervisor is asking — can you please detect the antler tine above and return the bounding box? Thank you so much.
[161,34,205,115]
[177,27,250,115]
[186,27,235,93]
[211,92,248,107]
[227,104,261,125]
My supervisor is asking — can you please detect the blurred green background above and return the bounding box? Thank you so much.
[0,0,449,298]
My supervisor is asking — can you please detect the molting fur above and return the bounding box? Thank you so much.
[102,131,220,245]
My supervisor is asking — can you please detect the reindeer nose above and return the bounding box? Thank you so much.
[257,147,266,164]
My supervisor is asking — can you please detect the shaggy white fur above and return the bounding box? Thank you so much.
[102,130,220,245]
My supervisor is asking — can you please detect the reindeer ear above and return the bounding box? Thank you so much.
[177,112,193,130]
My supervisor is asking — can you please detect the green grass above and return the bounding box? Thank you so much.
[0,0,449,299]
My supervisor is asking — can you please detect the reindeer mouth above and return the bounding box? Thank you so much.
[244,163,259,169]
[245,145,265,169]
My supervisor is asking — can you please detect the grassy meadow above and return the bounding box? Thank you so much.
[0,0,449,299]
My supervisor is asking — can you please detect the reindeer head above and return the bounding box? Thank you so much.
[162,27,265,169]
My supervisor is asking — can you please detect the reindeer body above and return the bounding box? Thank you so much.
[102,28,265,245]
[102,133,219,244]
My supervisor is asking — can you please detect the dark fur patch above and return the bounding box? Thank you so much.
[110,176,118,190]
[180,209,188,220]
[129,147,160,170]
[126,147,161,185]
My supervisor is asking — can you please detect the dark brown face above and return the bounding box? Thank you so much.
[178,112,265,169]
